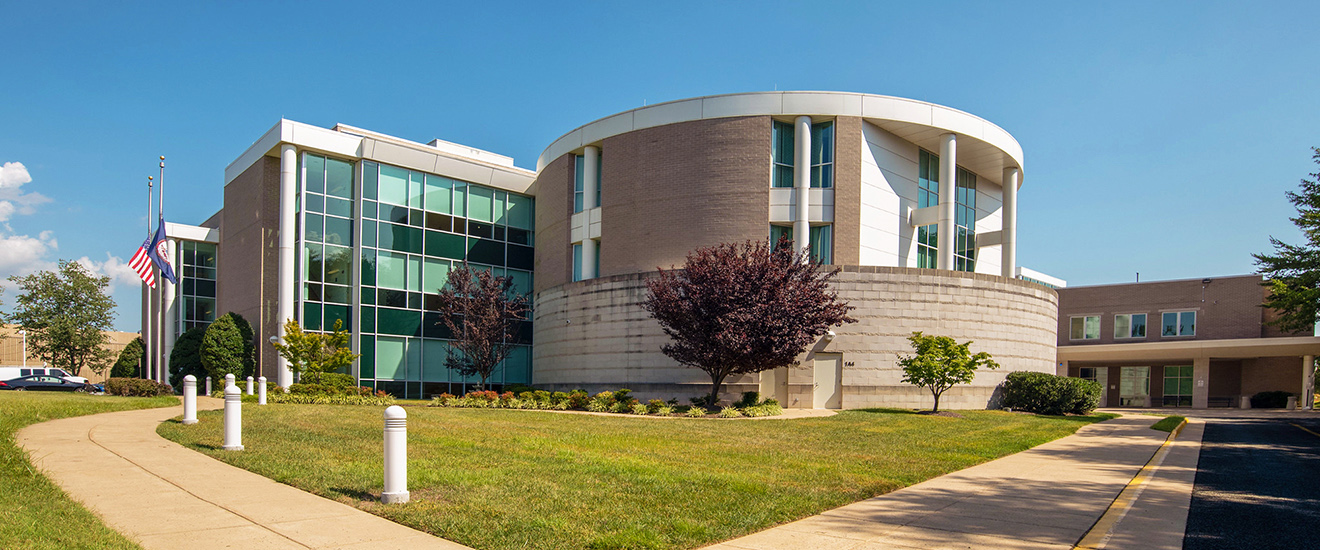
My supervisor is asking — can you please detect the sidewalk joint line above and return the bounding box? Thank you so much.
[1071,418,1187,550]
[85,411,315,549]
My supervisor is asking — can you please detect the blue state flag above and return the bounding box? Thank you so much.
[146,218,179,285]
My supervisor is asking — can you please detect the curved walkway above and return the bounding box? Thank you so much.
[17,397,471,550]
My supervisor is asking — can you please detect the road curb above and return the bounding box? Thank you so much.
[1072,417,1187,550]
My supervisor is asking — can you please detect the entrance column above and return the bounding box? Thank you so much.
[937,133,957,270]
[277,144,297,388]
[1001,167,1019,278]
[1193,356,1210,409]
[793,116,812,256]
[1303,355,1315,410]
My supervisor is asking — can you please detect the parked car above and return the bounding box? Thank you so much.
[0,367,89,385]
[0,375,93,392]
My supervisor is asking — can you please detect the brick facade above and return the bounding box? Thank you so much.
[218,156,281,380]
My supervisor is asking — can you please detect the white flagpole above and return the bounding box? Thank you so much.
[144,176,154,380]
[157,157,166,384]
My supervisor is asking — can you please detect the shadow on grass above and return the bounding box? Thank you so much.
[329,487,378,502]
[847,408,1118,424]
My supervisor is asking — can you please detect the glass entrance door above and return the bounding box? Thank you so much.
[1081,367,1109,408]
[1120,367,1150,407]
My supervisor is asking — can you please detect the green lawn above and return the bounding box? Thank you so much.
[159,406,1113,550]
[0,392,179,550]
[1150,415,1186,433]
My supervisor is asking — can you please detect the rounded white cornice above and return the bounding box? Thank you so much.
[536,91,1025,186]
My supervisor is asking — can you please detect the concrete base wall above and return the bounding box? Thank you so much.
[532,266,1058,409]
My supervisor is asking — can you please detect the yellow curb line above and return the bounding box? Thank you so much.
[1072,418,1187,550]
[1291,422,1320,438]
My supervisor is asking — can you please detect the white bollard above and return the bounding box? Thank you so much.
[222,383,244,451]
[246,376,254,395]
[206,376,212,395]
[182,375,198,425]
[258,376,267,405]
[1287,396,1298,410]
[381,405,409,504]
[225,373,236,389]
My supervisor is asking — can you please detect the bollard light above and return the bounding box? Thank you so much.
[381,405,409,504]
[182,375,198,425]
[222,383,244,451]
[258,376,267,405]
[246,376,254,395]
[206,376,212,395]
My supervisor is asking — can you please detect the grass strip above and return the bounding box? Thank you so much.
[160,405,1111,550]
[0,392,179,550]
[1150,415,1186,433]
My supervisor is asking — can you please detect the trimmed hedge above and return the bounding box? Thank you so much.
[1001,371,1101,416]
[105,377,173,397]
[299,372,356,388]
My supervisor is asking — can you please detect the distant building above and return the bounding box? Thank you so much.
[0,324,140,384]
[1056,275,1319,409]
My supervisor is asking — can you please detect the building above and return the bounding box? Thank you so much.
[0,325,141,384]
[144,91,1064,407]
[1056,274,1320,409]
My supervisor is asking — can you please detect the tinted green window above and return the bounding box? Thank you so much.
[304,155,325,194]
[407,255,422,292]
[323,245,352,285]
[502,346,531,385]
[377,251,407,290]
[378,165,409,206]
[810,121,834,188]
[304,243,322,283]
[377,309,420,336]
[360,249,376,286]
[771,121,794,188]
[323,304,350,331]
[506,269,531,298]
[426,230,467,260]
[361,220,377,248]
[424,258,451,294]
[324,216,352,246]
[469,186,494,223]
[325,197,352,218]
[376,336,406,380]
[325,158,354,199]
[361,306,375,332]
[810,225,832,264]
[468,238,504,266]
[507,194,533,230]
[574,155,584,213]
[305,213,323,242]
[303,302,322,331]
[379,223,422,254]
[493,191,507,225]
[360,286,375,305]
[423,339,449,382]
[507,244,533,271]
[452,183,466,217]
[358,335,375,378]
[425,175,452,214]
[305,194,324,214]
[409,172,424,208]
[362,162,378,201]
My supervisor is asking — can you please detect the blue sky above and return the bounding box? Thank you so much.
[2,1,1317,331]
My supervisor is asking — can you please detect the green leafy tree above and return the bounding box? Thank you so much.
[7,260,116,377]
[168,327,207,387]
[270,318,358,378]
[200,312,255,381]
[110,336,144,378]
[898,331,999,413]
[1255,147,1320,333]
[433,263,530,390]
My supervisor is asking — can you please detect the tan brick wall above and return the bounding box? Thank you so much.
[1057,274,1300,345]
[218,156,281,380]
[1241,356,1303,396]
[0,325,138,383]
[532,154,574,294]
[532,267,1058,409]
[832,116,862,265]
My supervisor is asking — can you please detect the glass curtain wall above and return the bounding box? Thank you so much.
[954,167,977,272]
[917,150,939,268]
[353,159,534,399]
[179,240,217,331]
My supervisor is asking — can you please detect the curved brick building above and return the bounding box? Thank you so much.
[530,91,1061,409]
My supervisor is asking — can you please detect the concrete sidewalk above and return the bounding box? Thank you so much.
[702,414,1184,550]
[17,397,471,550]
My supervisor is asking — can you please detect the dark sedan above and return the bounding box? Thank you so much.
[0,375,92,392]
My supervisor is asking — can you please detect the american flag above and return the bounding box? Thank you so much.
[129,235,156,288]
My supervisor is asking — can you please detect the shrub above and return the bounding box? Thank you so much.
[735,391,760,408]
[104,377,173,397]
[654,405,674,416]
[609,401,632,413]
[690,395,718,409]
[300,372,356,388]
[742,402,783,417]
[112,337,145,379]
[685,406,707,418]
[199,312,256,381]
[630,403,650,415]
[268,392,395,406]
[1002,371,1101,415]
[504,384,537,395]
[1251,391,1294,409]
[646,399,666,413]
[718,406,744,418]
[168,328,207,388]
[567,390,590,410]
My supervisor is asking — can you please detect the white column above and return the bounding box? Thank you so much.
[160,239,177,384]
[1303,355,1315,410]
[793,116,812,256]
[580,146,599,279]
[277,144,297,389]
[937,133,957,270]
[1192,357,1210,409]
[1001,167,1019,279]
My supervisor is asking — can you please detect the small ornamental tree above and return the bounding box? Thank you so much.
[643,238,856,406]
[168,327,207,387]
[270,318,358,378]
[8,260,117,377]
[433,263,530,390]
[898,331,999,413]
[199,313,256,382]
[111,336,145,378]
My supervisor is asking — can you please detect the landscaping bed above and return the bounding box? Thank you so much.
[159,405,1113,550]
[1,392,179,550]
[431,389,783,418]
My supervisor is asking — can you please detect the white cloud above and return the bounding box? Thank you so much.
[0,162,52,222]
[0,230,58,276]
[75,253,143,288]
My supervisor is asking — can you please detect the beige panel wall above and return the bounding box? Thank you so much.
[533,267,1058,408]
[218,155,281,380]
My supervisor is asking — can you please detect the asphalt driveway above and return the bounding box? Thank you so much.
[1183,416,1320,549]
